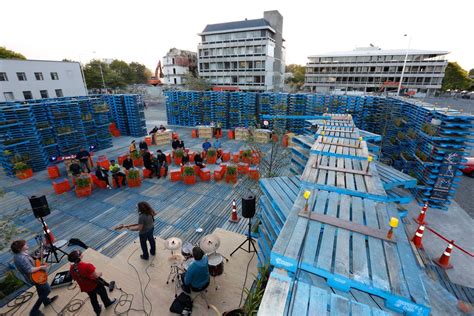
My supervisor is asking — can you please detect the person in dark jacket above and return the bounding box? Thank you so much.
[122,155,134,171]
[177,139,185,149]
[194,153,205,168]
[149,126,158,135]
[171,138,180,151]
[181,151,189,165]
[155,150,168,178]
[139,140,148,151]
[143,151,158,178]
[95,166,111,189]
[76,148,91,173]
[158,124,166,131]
[70,160,82,177]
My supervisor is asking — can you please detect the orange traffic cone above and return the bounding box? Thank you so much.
[43,222,56,246]
[412,224,425,248]
[415,203,428,224]
[229,199,240,223]
[435,240,454,269]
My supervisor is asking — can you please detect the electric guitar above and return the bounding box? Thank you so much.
[31,236,48,285]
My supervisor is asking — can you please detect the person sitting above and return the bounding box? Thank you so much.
[202,139,212,155]
[177,139,185,149]
[95,166,111,189]
[171,138,180,151]
[181,247,210,294]
[129,140,137,155]
[156,150,168,178]
[76,148,91,173]
[139,140,148,151]
[159,124,166,131]
[70,160,82,177]
[109,160,126,188]
[143,151,158,178]
[181,151,190,165]
[149,126,158,135]
[194,153,205,168]
[68,250,116,316]
[122,155,134,171]
[213,138,221,150]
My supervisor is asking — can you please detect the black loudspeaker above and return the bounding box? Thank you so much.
[242,194,256,218]
[29,195,51,218]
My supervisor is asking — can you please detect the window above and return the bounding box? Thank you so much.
[0,72,8,81]
[3,92,14,101]
[50,72,59,80]
[23,91,33,100]
[40,90,49,98]
[173,68,176,75]
[55,89,63,97]
[17,72,27,81]
[35,72,44,80]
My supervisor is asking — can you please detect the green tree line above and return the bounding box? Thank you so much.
[83,60,152,89]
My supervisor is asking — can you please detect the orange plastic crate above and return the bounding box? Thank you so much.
[238,163,250,174]
[232,152,239,163]
[170,169,181,182]
[53,178,71,194]
[199,168,211,181]
[249,168,260,180]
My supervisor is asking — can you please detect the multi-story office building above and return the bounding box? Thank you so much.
[198,10,285,92]
[162,48,197,86]
[0,59,87,102]
[305,47,448,95]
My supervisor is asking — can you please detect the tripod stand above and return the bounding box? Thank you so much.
[230,217,258,256]
[39,217,68,263]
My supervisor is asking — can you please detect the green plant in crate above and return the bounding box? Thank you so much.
[174,148,184,158]
[225,165,237,176]
[397,131,406,141]
[407,128,417,139]
[394,117,404,127]
[76,175,91,188]
[0,271,24,299]
[11,154,29,164]
[207,148,217,158]
[183,166,195,176]
[415,150,428,162]
[241,149,252,159]
[3,150,12,156]
[13,162,29,172]
[127,168,140,180]
[130,150,142,160]
[422,123,437,136]
[242,265,270,315]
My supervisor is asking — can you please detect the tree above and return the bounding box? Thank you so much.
[469,69,474,77]
[183,73,211,91]
[441,62,472,91]
[285,64,305,91]
[129,62,151,84]
[0,47,26,60]
[83,59,152,89]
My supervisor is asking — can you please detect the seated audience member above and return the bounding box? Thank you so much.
[202,139,212,153]
[143,151,158,178]
[122,155,134,171]
[129,140,137,155]
[68,250,116,316]
[139,140,148,151]
[171,138,180,151]
[158,124,166,131]
[213,138,221,150]
[76,148,91,173]
[155,150,168,178]
[95,166,111,189]
[69,160,82,177]
[177,139,185,149]
[181,247,210,293]
[194,153,205,168]
[109,160,126,188]
[149,126,158,135]
[181,151,190,165]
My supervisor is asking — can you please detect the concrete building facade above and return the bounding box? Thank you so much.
[197,10,285,92]
[305,47,448,96]
[0,59,87,102]
[162,48,197,86]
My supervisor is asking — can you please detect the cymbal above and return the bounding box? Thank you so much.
[168,254,185,266]
[200,234,220,253]
[165,237,182,251]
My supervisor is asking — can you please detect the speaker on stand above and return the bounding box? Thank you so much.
[230,194,258,256]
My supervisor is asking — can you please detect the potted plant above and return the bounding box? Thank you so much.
[225,165,238,184]
[241,149,252,164]
[422,123,437,136]
[14,162,33,180]
[206,148,217,164]
[174,148,184,165]
[407,128,417,140]
[397,131,407,142]
[127,168,141,188]
[75,174,92,197]
[415,150,428,162]
[182,165,196,185]
[130,150,143,167]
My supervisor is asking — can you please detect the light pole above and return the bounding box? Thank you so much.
[93,51,107,93]
[397,34,412,96]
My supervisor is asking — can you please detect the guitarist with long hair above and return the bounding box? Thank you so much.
[11,239,58,316]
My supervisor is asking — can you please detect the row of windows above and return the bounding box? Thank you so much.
[0,71,59,82]
[202,30,270,43]
[309,54,446,63]
[3,89,63,101]
[305,76,442,85]
[199,45,267,57]
[306,65,445,74]
[201,75,265,85]
[200,60,266,71]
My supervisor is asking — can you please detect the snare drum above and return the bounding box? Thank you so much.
[181,242,193,259]
[182,258,194,271]
[207,253,224,277]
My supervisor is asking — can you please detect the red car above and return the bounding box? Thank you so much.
[461,157,474,177]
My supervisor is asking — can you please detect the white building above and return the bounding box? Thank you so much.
[162,48,197,86]
[0,59,87,102]
[197,10,285,92]
[305,47,448,96]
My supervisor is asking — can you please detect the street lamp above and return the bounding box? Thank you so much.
[93,51,107,93]
[397,34,412,96]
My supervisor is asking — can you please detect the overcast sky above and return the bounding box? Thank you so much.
[2,0,473,71]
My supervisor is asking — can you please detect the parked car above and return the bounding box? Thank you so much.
[461,157,474,177]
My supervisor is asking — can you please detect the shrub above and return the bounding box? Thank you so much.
[76,175,91,188]
[130,150,141,160]
[207,148,217,157]
[127,168,140,180]
[422,123,437,136]
[13,162,29,172]
[226,165,237,176]
[0,271,24,299]
[183,166,195,176]
[174,148,184,158]
[241,149,252,158]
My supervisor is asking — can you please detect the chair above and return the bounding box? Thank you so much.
[190,282,210,309]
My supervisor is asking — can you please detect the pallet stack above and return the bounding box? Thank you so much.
[188,91,203,126]
[287,94,307,134]
[165,91,180,125]
[239,92,257,128]
[124,95,147,137]
[209,92,229,128]
[78,98,97,149]
[89,97,113,150]
[31,101,59,160]
[228,92,241,127]
[201,92,212,125]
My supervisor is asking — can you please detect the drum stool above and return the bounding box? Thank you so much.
[190,282,210,309]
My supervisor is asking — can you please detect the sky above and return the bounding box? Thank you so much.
[2,0,473,72]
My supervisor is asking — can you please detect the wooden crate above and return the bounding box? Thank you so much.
[154,130,172,146]
[254,129,271,143]
[235,127,250,140]
[197,125,212,139]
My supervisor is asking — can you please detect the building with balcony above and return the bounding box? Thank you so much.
[197,10,285,92]
[162,48,197,86]
[305,47,448,96]
[0,59,87,102]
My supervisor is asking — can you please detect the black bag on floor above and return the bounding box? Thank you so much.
[170,292,192,315]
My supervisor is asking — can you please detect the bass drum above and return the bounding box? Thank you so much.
[207,253,224,277]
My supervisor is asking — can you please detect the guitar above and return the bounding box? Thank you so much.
[31,236,48,285]
[113,224,134,231]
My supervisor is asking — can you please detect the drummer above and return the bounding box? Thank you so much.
[181,247,210,293]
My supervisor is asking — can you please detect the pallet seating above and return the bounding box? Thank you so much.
[213,166,225,181]
[237,162,249,174]
[47,165,60,179]
[52,178,71,194]
[222,150,230,162]
[232,152,239,163]
[170,169,181,182]
[96,155,110,169]
[91,174,107,189]
[249,167,259,180]
[199,168,211,181]
[143,168,153,178]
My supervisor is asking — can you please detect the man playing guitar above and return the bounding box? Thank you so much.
[11,239,58,316]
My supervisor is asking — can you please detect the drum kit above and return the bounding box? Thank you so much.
[164,233,228,293]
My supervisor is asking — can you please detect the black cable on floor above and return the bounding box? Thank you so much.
[238,251,256,307]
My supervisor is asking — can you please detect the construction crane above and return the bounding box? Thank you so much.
[148,60,164,86]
